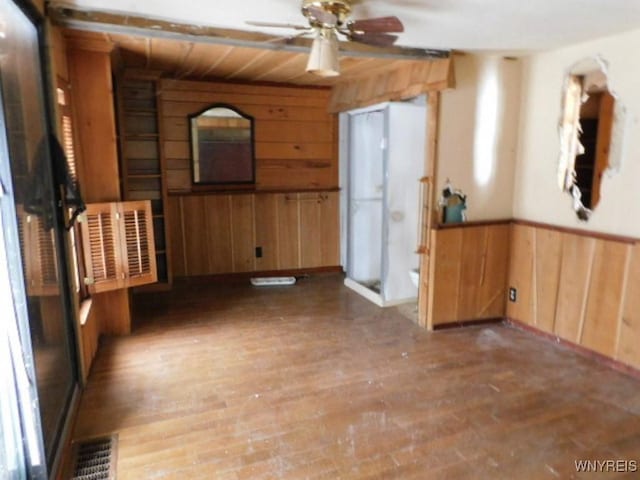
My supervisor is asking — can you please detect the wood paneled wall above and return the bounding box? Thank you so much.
[427,219,640,371]
[329,57,453,113]
[508,222,640,370]
[158,79,338,192]
[67,48,120,203]
[428,222,510,327]
[66,41,130,379]
[168,191,340,277]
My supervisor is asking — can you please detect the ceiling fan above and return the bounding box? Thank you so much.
[246,0,405,77]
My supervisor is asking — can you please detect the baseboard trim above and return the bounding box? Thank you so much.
[170,266,344,285]
[505,318,640,381]
[432,317,503,330]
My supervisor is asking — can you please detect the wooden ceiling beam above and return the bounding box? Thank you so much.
[48,4,450,61]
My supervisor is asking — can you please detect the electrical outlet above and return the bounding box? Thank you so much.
[255,246,263,258]
[509,287,517,302]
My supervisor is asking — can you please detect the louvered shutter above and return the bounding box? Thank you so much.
[80,200,157,293]
[16,206,29,283]
[80,202,120,293]
[118,200,157,287]
[16,206,60,296]
[34,216,59,296]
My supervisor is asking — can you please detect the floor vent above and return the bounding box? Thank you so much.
[70,435,117,480]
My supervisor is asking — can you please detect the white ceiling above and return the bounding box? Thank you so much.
[59,0,640,53]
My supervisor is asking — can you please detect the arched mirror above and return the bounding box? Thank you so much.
[190,104,255,185]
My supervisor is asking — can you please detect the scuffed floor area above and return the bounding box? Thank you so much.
[72,274,640,479]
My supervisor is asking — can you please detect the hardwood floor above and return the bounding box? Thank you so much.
[72,274,640,479]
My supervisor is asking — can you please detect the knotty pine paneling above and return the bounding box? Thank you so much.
[533,229,562,333]
[319,191,340,266]
[554,234,595,343]
[456,227,486,320]
[299,193,324,268]
[506,224,534,326]
[507,222,640,370]
[328,57,452,113]
[277,193,301,270]
[229,195,255,273]
[204,195,233,274]
[180,196,209,276]
[167,191,340,276]
[478,225,511,317]
[429,223,510,326]
[167,195,186,277]
[580,241,629,357]
[430,228,463,323]
[619,244,640,367]
[67,46,130,381]
[158,79,338,192]
[254,194,279,271]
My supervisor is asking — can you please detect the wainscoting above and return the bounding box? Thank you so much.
[428,221,511,328]
[428,219,640,372]
[508,221,640,371]
[168,191,340,277]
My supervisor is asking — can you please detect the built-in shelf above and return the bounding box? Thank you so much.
[125,133,159,140]
[128,174,162,179]
[124,107,157,114]
[117,77,171,287]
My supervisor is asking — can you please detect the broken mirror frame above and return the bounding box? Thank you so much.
[557,56,627,221]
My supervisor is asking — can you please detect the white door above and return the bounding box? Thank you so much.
[383,102,427,302]
[347,109,385,288]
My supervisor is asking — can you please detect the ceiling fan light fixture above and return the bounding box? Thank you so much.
[306,29,340,77]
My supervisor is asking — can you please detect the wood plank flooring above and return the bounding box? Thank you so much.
[72,274,640,479]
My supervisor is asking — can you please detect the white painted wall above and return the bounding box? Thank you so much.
[513,28,640,236]
[437,54,522,221]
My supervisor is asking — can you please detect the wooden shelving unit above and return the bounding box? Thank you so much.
[116,76,171,289]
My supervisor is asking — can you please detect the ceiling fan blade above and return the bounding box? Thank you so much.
[246,20,311,31]
[306,5,338,26]
[349,16,404,34]
[348,32,399,47]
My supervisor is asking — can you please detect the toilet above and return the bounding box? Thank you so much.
[409,268,420,288]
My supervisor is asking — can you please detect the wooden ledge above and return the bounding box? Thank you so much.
[168,187,340,197]
[432,217,639,244]
[512,218,638,245]
[433,219,511,230]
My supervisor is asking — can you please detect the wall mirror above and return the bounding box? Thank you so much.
[190,104,255,185]
[558,57,626,221]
